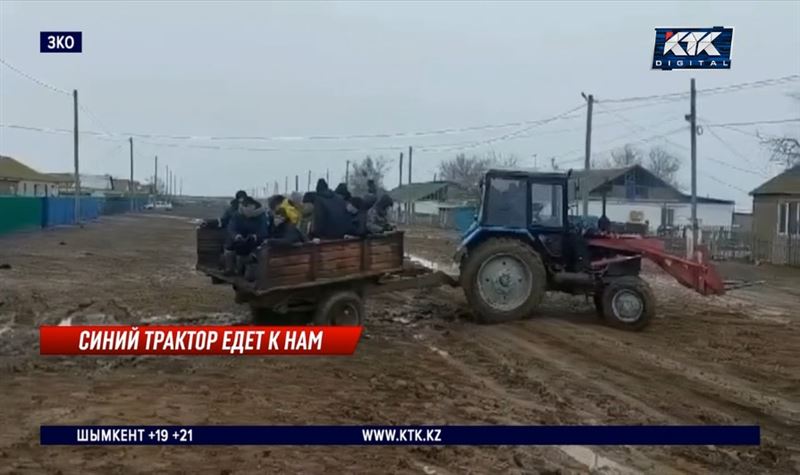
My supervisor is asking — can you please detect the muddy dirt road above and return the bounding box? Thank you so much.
[1,215,799,474]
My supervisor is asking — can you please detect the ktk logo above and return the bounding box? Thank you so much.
[652,27,733,70]
[663,31,721,56]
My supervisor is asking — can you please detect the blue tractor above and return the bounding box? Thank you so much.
[454,168,657,330]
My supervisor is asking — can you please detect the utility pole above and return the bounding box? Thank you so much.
[295,175,299,192]
[408,146,413,184]
[165,165,170,199]
[345,160,350,185]
[284,176,288,194]
[686,78,698,258]
[326,168,330,183]
[582,92,594,218]
[73,89,80,222]
[154,155,158,196]
[398,152,404,188]
[307,170,311,191]
[129,137,134,211]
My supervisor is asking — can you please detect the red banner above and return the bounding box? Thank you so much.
[40,326,363,356]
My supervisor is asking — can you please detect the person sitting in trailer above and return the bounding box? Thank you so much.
[366,193,395,234]
[202,190,247,228]
[267,194,301,226]
[334,183,352,202]
[267,207,308,247]
[310,179,353,240]
[222,196,269,275]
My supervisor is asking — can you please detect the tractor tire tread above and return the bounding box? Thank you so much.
[461,238,547,324]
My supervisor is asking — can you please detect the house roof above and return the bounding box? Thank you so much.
[571,164,734,204]
[750,165,800,196]
[0,155,61,182]
[389,181,466,202]
[571,166,643,193]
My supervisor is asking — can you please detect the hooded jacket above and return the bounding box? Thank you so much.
[311,181,357,239]
[228,201,269,242]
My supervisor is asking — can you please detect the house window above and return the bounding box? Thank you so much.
[778,201,800,236]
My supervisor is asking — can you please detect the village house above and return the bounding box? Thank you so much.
[750,165,800,265]
[570,164,734,233]
[0,155,60,197]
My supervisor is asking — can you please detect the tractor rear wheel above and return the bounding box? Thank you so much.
[460,238,546,324]
[601,276,655,331]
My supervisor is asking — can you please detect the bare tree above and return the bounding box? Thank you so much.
[760,136,800,169]
[647,146,681,187]
[348,155,390,195]
[438,153,491,194]
[609,144,643,167]
[438,151,521,197]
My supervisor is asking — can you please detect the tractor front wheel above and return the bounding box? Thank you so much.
[600,276,655,331]
[461,238,546,324]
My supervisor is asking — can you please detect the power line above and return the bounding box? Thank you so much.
[703,172,751,194]
[0,104,587,154]
[703,118,800,127]
[598,75,800,104]
[0,58,71,96]
[700,121,765,172]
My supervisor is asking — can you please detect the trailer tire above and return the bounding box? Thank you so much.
[601,276,655,331]
[313,291,365,326]
[461,238,546,324]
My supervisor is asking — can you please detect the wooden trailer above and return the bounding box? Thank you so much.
[196,227,455,324]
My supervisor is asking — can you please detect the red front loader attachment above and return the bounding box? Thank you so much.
[588,236,726,296]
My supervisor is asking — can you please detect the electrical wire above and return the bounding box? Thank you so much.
[0,104,588,154]
[704,118,800,127]
[598,75,800,104]
[0,58,72,96]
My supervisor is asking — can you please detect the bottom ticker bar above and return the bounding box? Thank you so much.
[40,425,761,446]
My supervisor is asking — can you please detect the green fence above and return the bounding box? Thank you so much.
[0,196,44,236]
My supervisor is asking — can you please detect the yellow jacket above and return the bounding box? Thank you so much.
[278,199,301,225]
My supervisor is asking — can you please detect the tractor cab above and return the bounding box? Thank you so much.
[462,168,583,269]
[478,168,569,232]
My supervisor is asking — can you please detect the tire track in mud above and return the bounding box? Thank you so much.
[424,342,657,474]
[529,318,800,433]
[477,319,799,473]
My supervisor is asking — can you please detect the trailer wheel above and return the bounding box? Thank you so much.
[313,291,365,326]
[601,276,655,331]
[460,238,546,324]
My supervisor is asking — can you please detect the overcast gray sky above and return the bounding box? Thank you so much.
[1,1,798,208]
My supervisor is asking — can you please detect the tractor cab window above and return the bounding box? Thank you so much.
[484,177,527,227]
[530,183,563,228]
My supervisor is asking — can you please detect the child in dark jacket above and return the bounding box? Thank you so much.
[223,197,269,274]
[268,207,307,247]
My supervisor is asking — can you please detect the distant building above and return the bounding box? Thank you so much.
[388,180,472,225]
[110,177,146,194]
[49,173,113,196]
[750,165,800,265]
[0,155,60,197]
[570,165,734,233]
[732,212,753,232]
